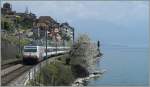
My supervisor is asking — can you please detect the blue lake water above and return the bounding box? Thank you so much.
[88,45,149,86]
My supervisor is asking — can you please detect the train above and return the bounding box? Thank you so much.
[23,45,70,64]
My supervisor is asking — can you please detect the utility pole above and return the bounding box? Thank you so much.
[44,24,49,85]
[16,16,21,57]
[55,34,57,55]
[37,23,41,85]
[17,18,20,55]
[38,27,40,45]
[54,27,58,55]
[45,25,48,64]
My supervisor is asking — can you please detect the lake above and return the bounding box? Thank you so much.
[88,44,149,86]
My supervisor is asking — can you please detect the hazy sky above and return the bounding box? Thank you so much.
[2,1,149,47]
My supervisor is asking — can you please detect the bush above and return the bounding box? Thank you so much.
[65,58,70,65]
[57,57,61,61]
[1,17,15,32]
[16,54,21,59]
[71,65,89,78]
[34,61,75,86]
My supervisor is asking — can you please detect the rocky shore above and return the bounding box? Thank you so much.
[72,69,106,86]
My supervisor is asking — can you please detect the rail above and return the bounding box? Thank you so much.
[1,65,33,86]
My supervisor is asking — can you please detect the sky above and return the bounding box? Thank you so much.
[2,1,149,47]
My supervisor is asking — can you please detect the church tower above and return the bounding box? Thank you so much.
[25,6,29,14]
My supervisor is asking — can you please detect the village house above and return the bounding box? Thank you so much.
[1,3,36,27]
[33,16,63,46]
[60,22,74,44]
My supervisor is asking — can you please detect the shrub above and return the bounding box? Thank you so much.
[16,54,21,59]
[71,65,89,78]
[34,61,75,86]
[65,58,70,65]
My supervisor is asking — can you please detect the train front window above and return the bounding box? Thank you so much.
[24,49,37,52]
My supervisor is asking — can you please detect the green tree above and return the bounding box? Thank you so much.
[1,17,15,32]
[34,61,75,86]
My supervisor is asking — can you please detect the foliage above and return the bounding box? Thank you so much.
[1,14,34,31]
[16,53,21,59]
[20,18,33,29]
[2,33,31,46]
[71,65,89,78]
[59,30,71,41]
[1,17,15,32]
[19,38,31,46]
[31,61,75,86]
[27,34,102,86]
[77,33,90,44]
[69,34,91,67]
[65,58,71,65]
[69,33,102,70]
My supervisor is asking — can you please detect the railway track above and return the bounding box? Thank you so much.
[1,60,22,70]
[1,54,67,86]
[1,64,24,77]
[1,65,33,86]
